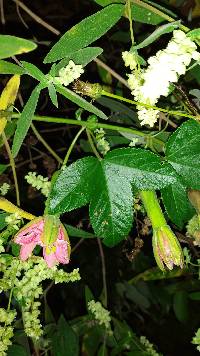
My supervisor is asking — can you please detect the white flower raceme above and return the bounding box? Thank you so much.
[0,183,10,196]
[5,212,22,231]
[88,300,111,329]
[122,51,137,70]
[25,172,51,197]
[55,60,84,87]
[124,30,200,127]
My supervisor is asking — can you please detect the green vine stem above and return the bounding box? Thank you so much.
[31,123,63,165]
[126,0,134,45]
[140,190,166,229]
[62,126,86,166]
[86,129,102,160]
[101,90,200,121]
[9,113,164,147]
[2,131,20,206]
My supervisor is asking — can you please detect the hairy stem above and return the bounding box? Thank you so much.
[140,190,166,229]
[86,129,102,160]
[63,126,86,166]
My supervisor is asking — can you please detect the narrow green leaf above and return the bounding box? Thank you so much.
[161,178,195,229]
[130,3,163,25]
[166,120,200,190]
[93,0,177,25]
[89,160,133,246]
[48,157,99,214]
[65,224,95,239]
[20,61,46,83]
[48,83,58,107]
[44,4,124,63]
[12,85,41,157]
[133,21,180,50]
[187,28,200,41]
[55,85,107,120]
[0,35,37,59]
[0,60,25,75]
[53,47,103,75]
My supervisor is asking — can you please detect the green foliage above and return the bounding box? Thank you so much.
[161,179,195,228]
[44,4,124,63]
[0,35,37,59]
[165,120,200,190]
[133,21,180,50]
[12,85,41,157]
[53,47,103,74]
[0,60,25,75]
[55,85,107,120]
[187,28,200,40]
[51,316,79,356]
[48,148,176,246]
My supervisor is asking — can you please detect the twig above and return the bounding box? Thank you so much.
[11,0,60,35]
[31,123,63,164]
[94,58,129,88]
[2,131,20,206]
[0,0,5,24]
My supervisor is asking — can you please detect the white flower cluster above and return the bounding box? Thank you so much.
[95,128,110,155]
[25,172,51,197]
[5,212,22,231]
[192,328,200,352]
[140,336,162,356]
[0,256,81,342]
[0,183,10,196]
[88,300,111,329]
[122,51,138,70]
[0,308,16,356]
[55,60,84,87]
[124,30,200,127]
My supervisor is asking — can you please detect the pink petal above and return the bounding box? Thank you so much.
[15,220,44,246]
[20,242,37,261]
[55,239,69,264]
[43,248,58,268]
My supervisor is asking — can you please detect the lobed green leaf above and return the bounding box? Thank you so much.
[161,177,195,229]
[166,120,200,190]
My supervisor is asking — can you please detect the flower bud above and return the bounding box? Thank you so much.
[152,225,184,271]
[73,80,102,99]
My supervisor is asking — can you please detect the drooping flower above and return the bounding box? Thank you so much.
[14,216,71,268]
[152,225,183,270]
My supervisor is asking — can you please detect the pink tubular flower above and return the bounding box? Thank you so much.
[14,216,71,268]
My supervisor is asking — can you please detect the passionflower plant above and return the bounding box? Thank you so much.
[14,215,71,268]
